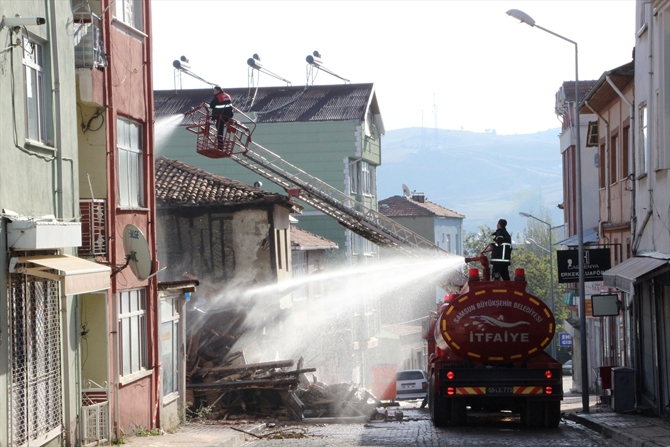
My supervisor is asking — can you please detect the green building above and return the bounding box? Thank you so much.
[154,83,385,267]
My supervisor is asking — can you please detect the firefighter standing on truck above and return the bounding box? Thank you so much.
[208,85,234,148]
[483,218,512,280]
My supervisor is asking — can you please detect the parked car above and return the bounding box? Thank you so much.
[396,370,428,400]
[563,360,573,375]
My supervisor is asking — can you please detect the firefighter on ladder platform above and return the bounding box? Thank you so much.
[482,218,512,280]
[207,85,234,149]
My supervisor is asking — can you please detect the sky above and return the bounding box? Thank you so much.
[151,1,635,135]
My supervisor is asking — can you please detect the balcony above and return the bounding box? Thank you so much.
[79,199,107,257]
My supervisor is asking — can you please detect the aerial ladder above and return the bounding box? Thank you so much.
[184,104,449,258]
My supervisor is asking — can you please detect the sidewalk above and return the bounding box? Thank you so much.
[563,393,670,447]
[121,422,266,447]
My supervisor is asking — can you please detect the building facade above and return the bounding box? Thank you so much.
[579,62,635,390]
[600,0,670,416]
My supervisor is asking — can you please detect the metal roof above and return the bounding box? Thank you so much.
[154,83,380,126]
[579,61,634,114]
[603,256,669,294]
[554,228,599,247]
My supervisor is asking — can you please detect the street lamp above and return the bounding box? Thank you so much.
[519,212,556,359]
[525,238,549,253]
[509,9,588,413]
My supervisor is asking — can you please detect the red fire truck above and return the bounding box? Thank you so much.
[425,253,562,427]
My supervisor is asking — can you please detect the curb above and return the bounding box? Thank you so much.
[565,413,664,447]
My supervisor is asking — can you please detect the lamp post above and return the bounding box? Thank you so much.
[525,238,549,252]
[519,213,556,359]
[509,9,588,413]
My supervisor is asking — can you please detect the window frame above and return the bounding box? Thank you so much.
[610,134,618,186]
[115,0,144,31]
[22,36,48,145]
[161,296,180,398]
[118,289,148,378]
[639,105,648,176]
[117,117,144,208]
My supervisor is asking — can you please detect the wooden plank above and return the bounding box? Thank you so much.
[198,359,294,374]
[268,368,317,378]
[187,378,298,390]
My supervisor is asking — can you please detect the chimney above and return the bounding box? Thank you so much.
[411,193,425,203]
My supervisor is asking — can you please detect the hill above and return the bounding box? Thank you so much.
[377,127,564,235]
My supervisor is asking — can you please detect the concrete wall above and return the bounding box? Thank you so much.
[0,1,79,445]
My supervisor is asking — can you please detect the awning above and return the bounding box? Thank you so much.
[14,254,111,295]
[602,256,669,294]
[554,228,599,247]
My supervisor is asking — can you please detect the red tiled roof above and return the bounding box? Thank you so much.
[291,225,338,250]
[561,80,598,104]
[155,156,300,209]
[378,195,465,218]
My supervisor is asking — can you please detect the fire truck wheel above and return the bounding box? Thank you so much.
[429,377,450,427]
[523,401,545,428]
[450,399,467,426]
[544,401,561,428]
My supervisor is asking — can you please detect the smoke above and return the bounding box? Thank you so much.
[187,253,465,382]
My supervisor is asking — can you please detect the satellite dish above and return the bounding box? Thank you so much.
[123,225,152,281]
[402,184,411,198]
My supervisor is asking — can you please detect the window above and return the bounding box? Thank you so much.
[622,127,629,180]
[115,0,143,31]
[349,160,359,194]
[361,161,371,195]
[640,106,648,175]
[365,111,377,138]
[23,37,47,144]
[599,143,606,188]
[161,296,180,397]
[119,289,147,377]
[610,135,618,185]
[117,118,144,207]
[291,251,308,301]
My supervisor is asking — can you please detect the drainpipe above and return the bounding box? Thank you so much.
[48,0,64,220]
[605,74,635,256]
[584,101,610,242]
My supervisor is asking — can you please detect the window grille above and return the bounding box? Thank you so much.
[10,273,63,446]
[80,199,107,256]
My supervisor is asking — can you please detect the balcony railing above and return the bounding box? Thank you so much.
[79,199,107,257]
[73,12,107,69]
[82,381,110,446]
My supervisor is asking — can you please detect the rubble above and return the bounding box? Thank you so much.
[184,302,398,423]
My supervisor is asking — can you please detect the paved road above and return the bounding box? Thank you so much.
[240,400,622,447]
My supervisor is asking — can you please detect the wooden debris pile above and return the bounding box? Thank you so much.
[184,305,398,422]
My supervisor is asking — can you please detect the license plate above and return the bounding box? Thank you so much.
[402,383,415,389]
[486,386,513,395]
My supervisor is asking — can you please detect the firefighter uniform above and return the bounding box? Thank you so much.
[490,227,512,280]
[209,88,234,147]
